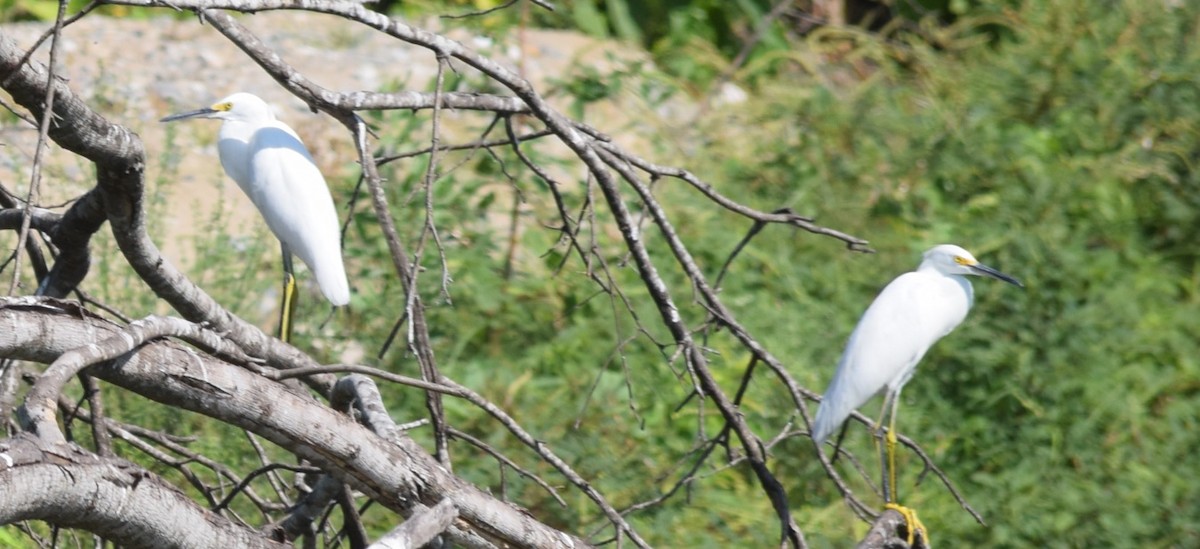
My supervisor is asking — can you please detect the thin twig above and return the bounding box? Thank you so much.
[448,427,567,507]
[213,462,322,512]
[9,0,69,296]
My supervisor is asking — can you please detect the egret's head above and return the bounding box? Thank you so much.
[922,244,1024,287]
[160,92,274,124]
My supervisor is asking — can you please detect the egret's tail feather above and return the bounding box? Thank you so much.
[812,403,847,445]
[315,263,351,306]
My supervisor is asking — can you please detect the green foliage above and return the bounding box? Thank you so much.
[370,0,1200,545]
[390,1,812,89]
[672,0,1200,545]
[0,0,169,22]
[0,526,32,549]
[0,0,64,21]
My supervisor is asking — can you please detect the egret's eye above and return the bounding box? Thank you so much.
[213,102,233,112]
[953,256,971,265]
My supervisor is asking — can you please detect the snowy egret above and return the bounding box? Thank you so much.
[812,244,1022,545]
[161,92,350,343]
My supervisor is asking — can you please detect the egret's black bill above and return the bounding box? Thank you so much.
[971,263,1024,288]
[160,108,217,123]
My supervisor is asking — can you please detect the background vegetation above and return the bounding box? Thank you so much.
[395,1,1199,545]
[5,0,1200,547]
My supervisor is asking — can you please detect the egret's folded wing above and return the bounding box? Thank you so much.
[812,272,947,442]
[248,125,350,306]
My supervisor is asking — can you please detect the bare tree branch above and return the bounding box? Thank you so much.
[1,296,591,548]
[0,433,291,549]
[855,508,928,549]
[368,498,458,549]
[7,0,67,297]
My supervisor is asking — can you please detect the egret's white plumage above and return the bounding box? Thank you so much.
[811,244,1022,444]
[162,92,350,307]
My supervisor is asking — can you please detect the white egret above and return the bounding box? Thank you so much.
[812,244,1022,546]
[161,92,350,343]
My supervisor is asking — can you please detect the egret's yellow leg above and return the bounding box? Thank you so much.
[279,272,298,343]
[279,249,297,344]
[874,390,896,502]
[882,393,930,548]
[886,401,898,503]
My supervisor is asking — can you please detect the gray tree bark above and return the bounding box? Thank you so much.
[0,297,586,548]
[856,509,929,549]
[0,433,289,549]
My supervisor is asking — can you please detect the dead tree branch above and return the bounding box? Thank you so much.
[0,296,590,548]
[0,433,291,549]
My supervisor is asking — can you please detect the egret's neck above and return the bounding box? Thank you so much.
[216,119,257,189]
[915,259,944,274]
[945,271,975,308]
[916,263,976,307]
[218,119,256,144]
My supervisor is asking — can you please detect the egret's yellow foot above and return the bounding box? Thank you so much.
[884,502,929,548]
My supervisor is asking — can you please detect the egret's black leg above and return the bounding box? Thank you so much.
[829,422,851,464]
